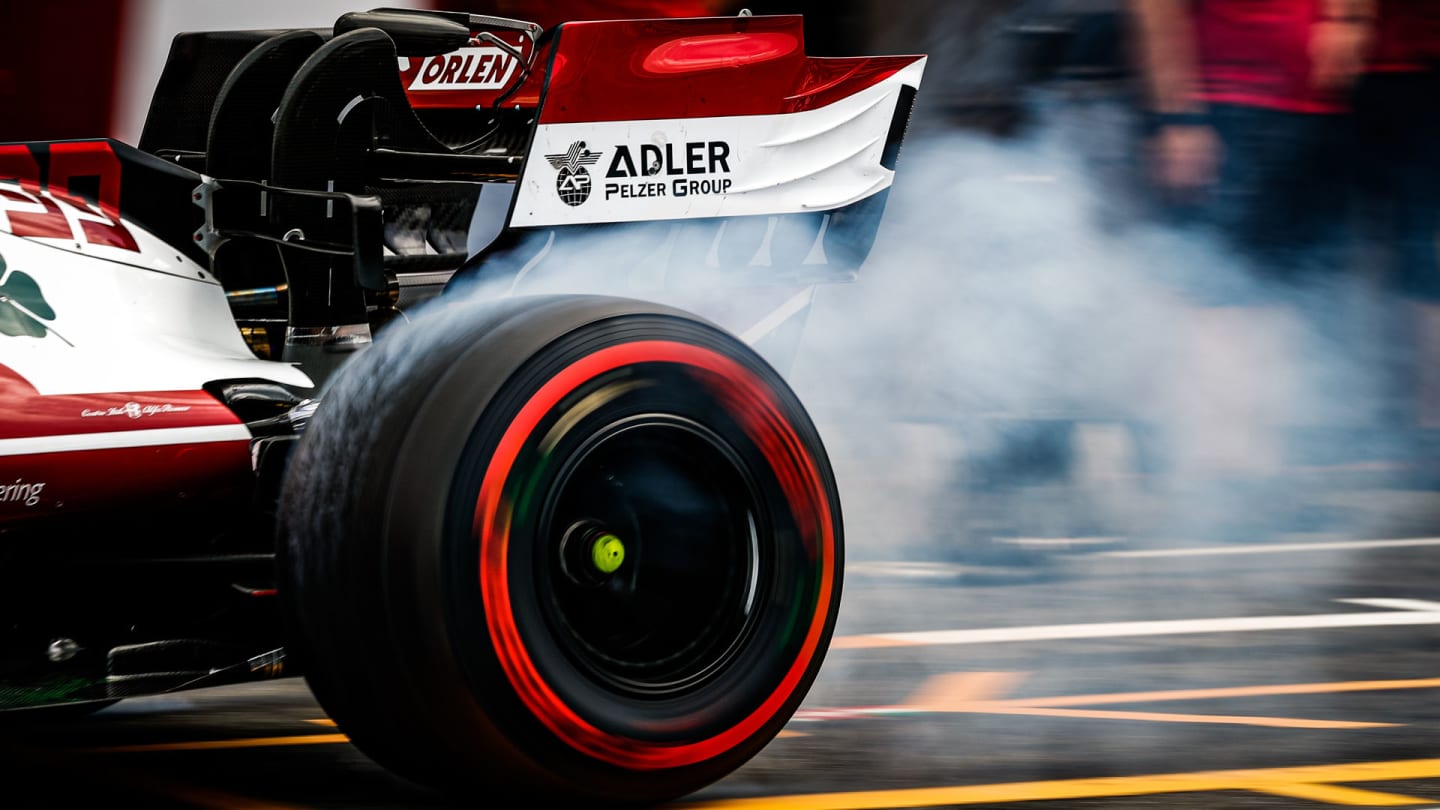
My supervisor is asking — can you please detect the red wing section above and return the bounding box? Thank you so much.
[399,15,922,121]
[540,16,920,123]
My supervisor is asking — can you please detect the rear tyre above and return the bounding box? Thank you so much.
[280,295,842,804]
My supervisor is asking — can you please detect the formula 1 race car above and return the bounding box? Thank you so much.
[0,8,923,804]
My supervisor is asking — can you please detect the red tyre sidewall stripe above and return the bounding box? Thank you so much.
[473,339,834,771]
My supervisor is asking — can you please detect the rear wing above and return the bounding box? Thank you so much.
[128,10,924,326]
[505,16,923,280]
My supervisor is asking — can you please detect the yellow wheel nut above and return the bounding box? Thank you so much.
[591,533,626,574]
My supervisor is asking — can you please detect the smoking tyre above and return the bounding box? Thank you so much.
[280,294,842,804]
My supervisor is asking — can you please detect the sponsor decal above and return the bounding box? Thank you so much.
[407,45,518,92]
[603,139,734,202]
[80,402,194,420]
[0,478,45,507]
[0,252,69,345]
[546,142,604,207]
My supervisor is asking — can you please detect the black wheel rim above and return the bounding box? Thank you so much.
[537,414,763,698]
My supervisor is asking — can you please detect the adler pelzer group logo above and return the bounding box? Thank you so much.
[547,142,603,207]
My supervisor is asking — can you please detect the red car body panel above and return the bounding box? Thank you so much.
[0,364,251,526]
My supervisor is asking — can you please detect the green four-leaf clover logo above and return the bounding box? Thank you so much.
[0,253,70,345]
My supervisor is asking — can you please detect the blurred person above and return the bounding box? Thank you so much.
[1131,0,1372,262]
[1127,0,1376,535]
[1353,0,1440,453]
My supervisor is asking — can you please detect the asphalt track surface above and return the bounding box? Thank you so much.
[4,534,1439,809]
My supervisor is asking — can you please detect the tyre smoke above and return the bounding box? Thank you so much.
[792,119,1417,563]
[441,110,1428,568]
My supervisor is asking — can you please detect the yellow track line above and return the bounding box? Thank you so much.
[82,733,350,754]
[990,677,1440,709]
[1257,782,1433,806]
[675,759,1440,809]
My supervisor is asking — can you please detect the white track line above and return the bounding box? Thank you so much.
[1100,537,1440,559]
[1341,598,1440,612]
[851,538,1440,578]
[848,562,977,579]
[839,599,1440,649]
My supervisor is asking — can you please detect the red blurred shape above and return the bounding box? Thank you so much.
[642,32,799,74]
[0,1,128,141]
